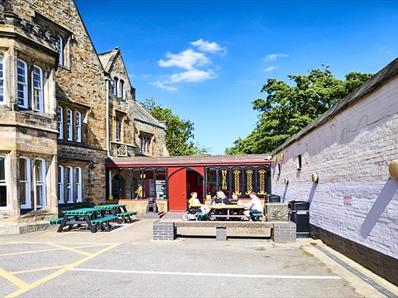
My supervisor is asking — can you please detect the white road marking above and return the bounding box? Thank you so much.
[71,268,341,280]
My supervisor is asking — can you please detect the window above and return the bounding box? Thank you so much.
[113,77,118,97]
[115,118,122,142]
[140,134,152,154]
[18,157,31,209]
[56,35,64,67]
[66,109,73,141]
[74,167,82,203]
[17,59,28,108]
[34,159,46,207]
[32,66,44,112]
[0,156,6,207]
[119,79,124,99]
[297,155,302,171]
[75,111,82,142]
[57,106,64,139]
[65,167,73,203]
[0,56,4,103]
[58,166,64,204]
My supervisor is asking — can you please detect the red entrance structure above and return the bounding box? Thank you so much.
[105,155,272,212]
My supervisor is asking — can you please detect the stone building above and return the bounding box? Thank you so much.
[271,58,398,285]
[0,0,168,226]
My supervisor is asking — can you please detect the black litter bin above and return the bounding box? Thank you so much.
[267,194,281,203]
[288,200,310,237]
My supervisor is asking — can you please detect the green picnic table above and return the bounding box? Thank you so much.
[95,204,137,223]
[57,207,116,233]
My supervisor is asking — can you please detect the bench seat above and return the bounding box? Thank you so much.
[91,215,117,224]
[117,211,137,217]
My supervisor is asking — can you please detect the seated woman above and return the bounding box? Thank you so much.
[188,192,210,216]
[211,191,231,205]
[243,192,263,221]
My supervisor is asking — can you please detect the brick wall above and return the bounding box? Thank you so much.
[272,74,398,260]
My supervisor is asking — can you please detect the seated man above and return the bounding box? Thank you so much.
[243,192,263,221]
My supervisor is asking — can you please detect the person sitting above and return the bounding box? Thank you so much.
[211,191,230,205]
[243,192,263,221]
[187,192,210,219]
[188,192,201,208]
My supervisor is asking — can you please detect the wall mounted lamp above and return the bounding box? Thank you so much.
[311,172,319,184]
[389,160,398,179]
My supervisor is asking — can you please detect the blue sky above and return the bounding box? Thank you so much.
[76,0,398,154]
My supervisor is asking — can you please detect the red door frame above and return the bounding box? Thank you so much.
[167,166,204,211]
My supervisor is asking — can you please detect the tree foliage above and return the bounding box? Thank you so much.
[142,99,208,156]
[226,66,373,155]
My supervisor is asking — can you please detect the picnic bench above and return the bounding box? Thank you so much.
[153,220,296,242]
[208,205,246,220]
[95,204,137,223]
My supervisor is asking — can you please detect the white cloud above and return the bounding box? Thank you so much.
[190,39,226,53]
[158,49,209,70]
[264,66,278,72]
[264,53,288,62]
[150,81,178,92]
[151,69,216,91]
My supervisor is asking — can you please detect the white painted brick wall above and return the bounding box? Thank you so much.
[272,75,398,259]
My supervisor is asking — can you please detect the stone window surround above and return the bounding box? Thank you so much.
[140,132,153,155]
[0,55,4,104]
[114,111,126,143]
[18,156,48,210]
[32,65,44,112]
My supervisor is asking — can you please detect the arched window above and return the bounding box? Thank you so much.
[0,55,4,103]
[74,167,82,202]
[75,111,82,142]
[119,79,124,99]
[57,106,64,139]
[0,156,6,207]
[17,59,28,108]
[34,159,46,207]
[18,157,31,209]
[32,65,44,112]
[113,77,118,97]
[66,108,73,141]
[65,166,73,203]
[58,165,64,204]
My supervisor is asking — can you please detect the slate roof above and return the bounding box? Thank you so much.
[98,49,118,72]
[106,154,272,168]
[132,101,166,129]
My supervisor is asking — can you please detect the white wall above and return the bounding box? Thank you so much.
[272,75,398,259]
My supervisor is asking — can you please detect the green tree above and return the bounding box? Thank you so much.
[142,99,208,156]
[226,66,373,155]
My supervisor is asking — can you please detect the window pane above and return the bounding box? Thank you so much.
[0,56,3,102]
[19,159,26,180]
[0,185,6,207]
[0,157,4,181]
[19,182,26,206]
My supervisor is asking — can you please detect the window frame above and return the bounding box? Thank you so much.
[119,79,124,99]
[75,111,82,142]
[66,108,73,141]
[57,106,64,139]
[75,167,82,203]
[0,55,4,104]
[115,117,122,142]
[19,157,31,209]
[57,35,64,67]
[33,158,46,208]
[58,165,64,204]
[0,155,7,207]
[113,77,118,97]
[66,166,74,203]
[16,59,28,109]
[32,65,44,112]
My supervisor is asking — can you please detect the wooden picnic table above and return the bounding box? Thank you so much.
[208,204,247,220]
[58,208,101,233]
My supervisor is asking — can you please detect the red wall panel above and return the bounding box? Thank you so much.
[167,167,187,211]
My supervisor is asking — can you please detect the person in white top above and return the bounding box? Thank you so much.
[243,192,263,220]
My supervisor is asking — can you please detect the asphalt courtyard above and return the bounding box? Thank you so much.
[0,220,395,298]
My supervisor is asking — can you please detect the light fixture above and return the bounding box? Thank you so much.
[311,172,319,183]
[284,178,289,185]
[389,160,398,179]
[280,153,285,161]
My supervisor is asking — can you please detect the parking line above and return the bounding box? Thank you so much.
[0,267,29,289]
[47,243,92,257]
[70,268,342,280]
[6,243,119,298]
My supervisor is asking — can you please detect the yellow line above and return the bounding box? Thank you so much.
[47,243,92,257]
[0,267,29,289]
[11,266,66,275]
[6,243,119,298]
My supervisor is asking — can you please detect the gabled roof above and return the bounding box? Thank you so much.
[98,48,119,72]
[133,101,166,130]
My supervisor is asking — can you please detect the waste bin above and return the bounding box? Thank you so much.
[288,200,310,237]
[267,194,281,203]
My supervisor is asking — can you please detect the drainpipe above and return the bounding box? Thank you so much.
[105,77,110,157]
